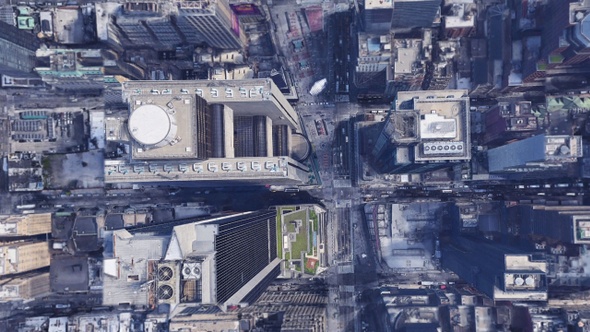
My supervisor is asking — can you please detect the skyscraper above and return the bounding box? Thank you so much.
[508,205,590,245]
[390,0,441,31]
[175,0,246,50]
[442,236,548,302]
[487,134,583,178]
[363,0,440,33]
[364,0,394,34]
[105,79,311,186]
[0,21,40,72]
[372,89,471,174]
[522,0,590,85]
[102,210,280,311]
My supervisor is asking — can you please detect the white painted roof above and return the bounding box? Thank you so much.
[128,104,171,146]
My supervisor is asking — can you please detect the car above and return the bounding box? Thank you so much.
[251,161,261,171]
[163,165,173,173]
[207,162,218,172]
[265,161,275,170]
[179,164,188,173]
[193,163,203,173]
[221,162,232,171]
[236,161,246,171]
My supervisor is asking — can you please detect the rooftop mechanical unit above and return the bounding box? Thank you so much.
[181,262,202,280]
[156,262,179,304]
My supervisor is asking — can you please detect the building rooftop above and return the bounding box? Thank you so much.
[0,213,52,236]
[104,156,310,185]
[0,241,50,276]
[358,33,392,58]
[72,216,99,252]
[53,7,85,44]
[103,231,170,308]
[442,237,548,302]
[103,211,279,312]
[444,3,475,28]
[127,95,195,160]
[7,157,43,192]
[487,135,583,173]
[394,39,423,75]
[122,79,299,129]
[392,90,471,162]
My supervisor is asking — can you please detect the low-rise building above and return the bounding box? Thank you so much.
[443,0,476,39]
[0,213,52,237]
[0,272,50,302]
[0,241,50,276]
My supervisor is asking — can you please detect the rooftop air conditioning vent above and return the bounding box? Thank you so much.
[158,266,174,281]
[181,262,202,280]
[157,285,174,300]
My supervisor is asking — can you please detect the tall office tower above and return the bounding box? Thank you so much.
[354,32,394,97]
[442,236,548,302]
[174,0,246,50]
[508,205,590,245]
[522,0,590,86]
[102,210,280,312]
[105,79,311,186]
[483,101,539,146]
[364,0,394,33]
[487,134,583,178]
[0,213,52,237]
[0,241,50,276]
[390,0,441,31]
[372,90,471,174]
[0,21,40,72]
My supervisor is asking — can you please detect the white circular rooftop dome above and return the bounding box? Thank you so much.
[128,104,177,147]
